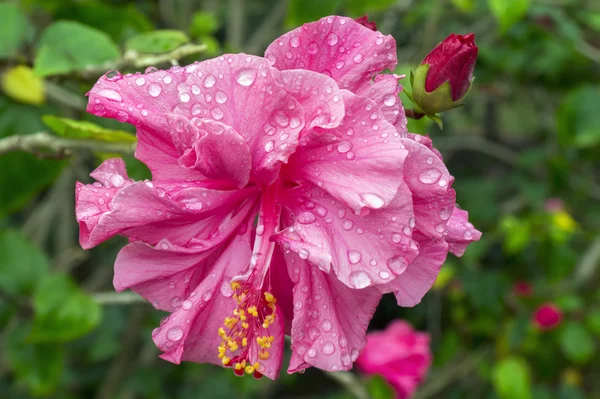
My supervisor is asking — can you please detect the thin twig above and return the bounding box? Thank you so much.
[93,291,147,306]
[227,0,245,50]
[45,81,87,111]
[573,236,600,287]
[0,132,135,156]
[325,371,372,399]
[244,0,289,54]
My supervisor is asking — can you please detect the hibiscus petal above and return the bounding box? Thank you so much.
[286,90,407,214]
[401,136,456,241]
[355,74,407,133]
[76,161,259,249]
[275,69,345,140]
[172,54,305,184]
[285,252,382,373]
[265,16,397,92]
[275,181,419,289]
[387,232,449,307]
[444,206,482,256]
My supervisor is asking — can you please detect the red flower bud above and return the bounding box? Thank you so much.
[533,303,562,331]
[513,281,533,297]
[355,15,377,31]
[421,33,478,101]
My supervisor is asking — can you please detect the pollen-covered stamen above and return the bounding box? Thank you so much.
[218,280,278,376]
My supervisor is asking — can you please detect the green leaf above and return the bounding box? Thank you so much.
[585,310,600,337]
[6,323,65,396]
[366,375,395,399]
[0,3,29,59]
[487,0,530,32]
[492,356,532,399]
[189,12,219,38]
[559,322,596,364]
[0,151,67,218]
[34,21,120,77]
[1,65,46,106]
[42,115,136,143]
[451,0,475,12]
[286,0,343,27]
[345,0,396,15]
[556,85,600,148]
[125,30,190,54]
[0,230,49,296]
[29,274,102,343]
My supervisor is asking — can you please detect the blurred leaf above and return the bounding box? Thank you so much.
[366,375,395,399]
[0,152,67,218]
[451,0,475,13]
[559,384,587,399]
[488,0,530,32]
[1,65,45,106]
[0,230,49,296]
[559,322,596,365]
[344,0,396,15]
[6,323,65,396]
[433,263,456,290]
[556,85,600,148]
[42,115,136,143]
[500,215,531,254]
[125,30,190,54]
[492,356,532,399]
[434,329,460,366]
[0,3,28,59]
[189,11,219,38]
[554,295,583,312]
[461,268,509,316]
[579,12,600,32]
[286,0,342,27]
[34,21,120,77]
[29,274,102,342]
[585,310,600,337]
[200,35,222,57]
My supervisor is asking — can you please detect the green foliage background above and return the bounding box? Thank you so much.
[0,0,599,398]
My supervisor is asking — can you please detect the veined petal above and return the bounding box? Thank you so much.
[285,90,407,214]
[444,206,481,256]
[265,16,397,92]
[285,252,381,373]
[76,160,259,249]
[275,182,419,289]
[355,74,407,133]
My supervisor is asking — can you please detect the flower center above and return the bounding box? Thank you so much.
[217,181,282,377]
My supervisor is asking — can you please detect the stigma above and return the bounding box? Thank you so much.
[218,280,277,378]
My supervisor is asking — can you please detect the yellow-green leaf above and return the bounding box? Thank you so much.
[1,66,45,105]
[42,115,136,143]
[125,30,190,54]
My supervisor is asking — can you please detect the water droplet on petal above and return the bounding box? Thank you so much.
[342,219,354,230]
[337,141,352,153]
[387,256,407,274]
[341,351,351,366]
[339,337,348,348]
[299,248,310,259]
[418,168,442,184]
[307,42,318,54]
[294,300,303,310]
[135,77,146,86]
[439,207,452,220]
[290,36,301,48]
[326,33,339,46]
[148,84,162,97]
[110,174,125,187]
[235,68,257,86]
[264,140,274,153]
[348,250,362,264]
[297,211,316,224]
[182,300,193,310]
[163,75,173,84]
[307,348,317,358]
[322,319,332,332]
[179,92,190,103]
[391,233,402,243]
[349,271,371,288]
[360,192,385,209]
[353,53,364,63]
[383,94,397,106]
[351,348,360,361]
[97,89,122,102]
[323,342,335,355]
[210,107,223,120]
[215,90,228,104]
[203,75,216,88]
[167,326,183,341]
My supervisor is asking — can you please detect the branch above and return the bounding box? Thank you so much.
[93,291,147,306]
[244,0,289,54]
[573,236,600,287]
[0,132,135,157]
[325,371,372,399]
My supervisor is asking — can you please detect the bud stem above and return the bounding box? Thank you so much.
[405,109,426,120]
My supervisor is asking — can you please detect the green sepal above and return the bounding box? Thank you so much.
[411,64,471,116]
[428,113,444,129]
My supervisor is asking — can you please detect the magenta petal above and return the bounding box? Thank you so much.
[356,74,407,133]
[287,90,407,214]
[285,252,382,373]
[265,16,397,92]
[444,206,481,256]
[387,232,449,307]
[275,182,418,289]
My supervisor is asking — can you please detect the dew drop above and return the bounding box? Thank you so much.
[294,300,303,310]
[135,77,146,86]
[326,33,339,46]
[210,107,224,120]
[322,320,332,332]
[349,271,371,288]
[179,92,190,103]
[391,233,402,243]
[215,90,228,104]
[387,256,407,274]
[298,211,316,224]
[307,42,318,54]
[353,53,364,63]
[337,141,352,153]
[148,84,162,97]
[383,94,397,106]
[264,140,274,153]
[342,219,354,231]
[348,250,362,264]
[182,300,193,310]
[163,75,173,84]
[323,341,335,355]
[439,207,452,220]
[290,36,301,48]
[307,348,317,358]
[97,89,122,102]
[203,75,216,88]
[110,174,125,187]
[170,296,182,307]
[418,168,442,184]
[167,326,183,341]
[235,68,257,86]
[299,248,310,259]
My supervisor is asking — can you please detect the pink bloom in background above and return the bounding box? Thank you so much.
[534,303,562,331]
[356,321,431,399]
[355,15,377,31]
[544,197,564,213]
[513,281,533,297]
[421,33,478,101]
[76,16,480,379]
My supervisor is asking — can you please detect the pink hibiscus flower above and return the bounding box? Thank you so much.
[356,321,431,399]
[76,16,481,379]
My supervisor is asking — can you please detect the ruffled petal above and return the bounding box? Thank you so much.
[275,182,418,289]
[387,232,449,307]
[285,252,381,373]
[401,136,456,241]
[444,206,481,256]
[265,16,397,92]
[355,74,407,133]
[76,161,259,249]
[285,90,407,214]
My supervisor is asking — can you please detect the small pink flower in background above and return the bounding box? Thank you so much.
[544,197,564,213]
[513,281,533,297]
[356,321,431,399]
[355,15,377,31]
[421,33,478,101]
[76,16,480,379]
[533,303,562,331]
